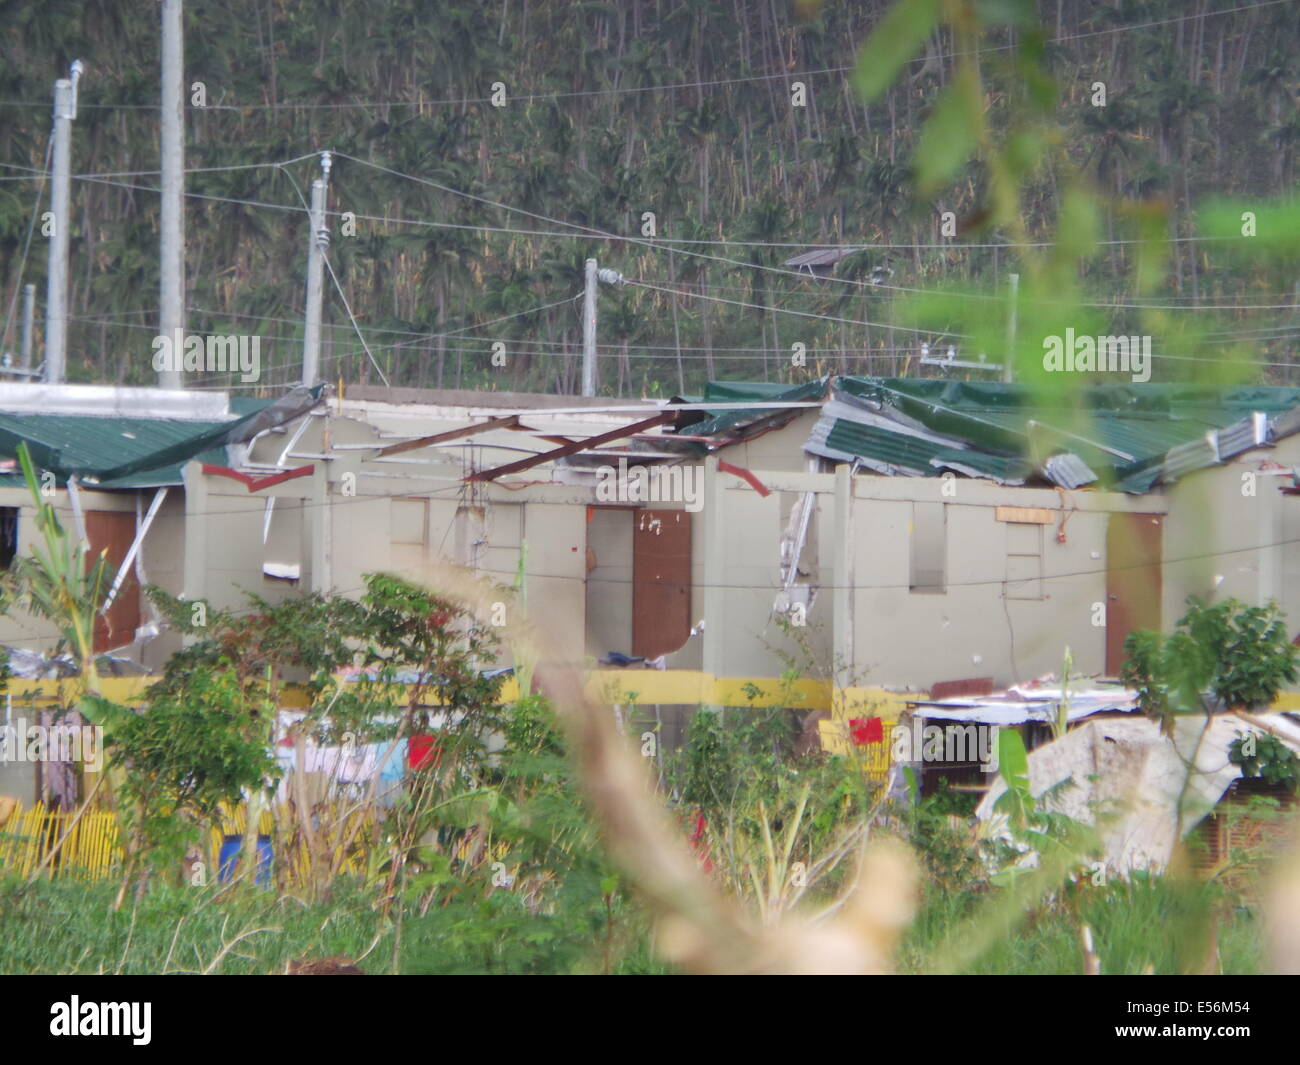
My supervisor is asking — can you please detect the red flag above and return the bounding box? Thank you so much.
[848,717,883,745]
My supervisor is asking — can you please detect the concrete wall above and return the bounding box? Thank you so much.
[677,463,1171,692]
[846,478,1139,689]
[716,410,821,473]
[585,507,633,659]
[1162,433,1300,631]
[701,472,834,679]
[15,398,1300,705]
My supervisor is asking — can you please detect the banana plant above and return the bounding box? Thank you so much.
[3,442,112,696]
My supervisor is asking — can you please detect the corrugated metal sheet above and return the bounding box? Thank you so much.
[0,413,226,475]
[811,376,1300,494]
[929,447,1029,484]
[680,378,826,441]
[1216,412,1270,459]
[0,399,271,485]
[1160,434,1220,483]
[1042,452,1098,489]
[1271,407,1300,440]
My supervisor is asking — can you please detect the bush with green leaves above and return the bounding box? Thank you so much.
[1228,731,1300,792]
[1121,597,1299,729]
[898,780,984,898]
[88,574,508,902]
[668,707,882,915]
[90,670,281,886]
[400,694,653,974]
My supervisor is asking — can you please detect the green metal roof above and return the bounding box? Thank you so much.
[0,397,273,487]
[817,416,1031,483]
[679,377,827,442]
[810,377,1300,492]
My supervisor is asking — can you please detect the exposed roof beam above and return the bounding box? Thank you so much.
[466,412,675,482]
[374,414,524,458]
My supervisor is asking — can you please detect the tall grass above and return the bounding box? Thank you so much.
[899,876,1265,975]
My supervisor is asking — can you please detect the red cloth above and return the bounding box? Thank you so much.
[689,809,714,873]
[848,717,884,745]
[407,734,442,770]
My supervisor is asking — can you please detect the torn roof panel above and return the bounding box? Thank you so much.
[928,448,1031,485]
[807,376,1300,494]
[669,378,827,447]
[1042,452,1098,489]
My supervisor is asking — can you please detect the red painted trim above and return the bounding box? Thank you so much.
[717,459,771,497]
[202,463,315,492]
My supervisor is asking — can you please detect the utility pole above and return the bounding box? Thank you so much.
[1003,272,1019,384]
[582,259,598,396]
[301,152,332,387]
[159,0,185,388]
[581,257,624,397]
[44,61,83,384]
[20,284,34,372]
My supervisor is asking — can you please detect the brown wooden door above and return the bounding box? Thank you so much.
[85,511,140,653]
[632,509,691,658]
[1105,512,1163,676]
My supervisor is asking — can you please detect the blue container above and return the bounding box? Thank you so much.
[218,834,273,887]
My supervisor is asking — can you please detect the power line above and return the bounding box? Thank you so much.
[327,154,1294,313]
[626,278,965,337]
[19,158,1290,307]
[72,305,1300,351]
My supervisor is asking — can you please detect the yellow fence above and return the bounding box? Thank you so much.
[0,802,121,880]
[208,801,378,884]
[0,800,380,885]
[0,799,504,885]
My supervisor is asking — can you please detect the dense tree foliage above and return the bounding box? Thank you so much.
[1,1,1296,394]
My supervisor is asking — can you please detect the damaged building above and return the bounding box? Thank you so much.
[6,375,1300,751]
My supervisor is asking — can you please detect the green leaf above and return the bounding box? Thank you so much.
[913,72,981,197]
[998,728,1030,793]
[852,0,942,102]
[903,765,919,806]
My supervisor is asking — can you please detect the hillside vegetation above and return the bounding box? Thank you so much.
[1,0,1296,394]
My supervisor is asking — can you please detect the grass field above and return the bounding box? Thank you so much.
[0,872,1264,976]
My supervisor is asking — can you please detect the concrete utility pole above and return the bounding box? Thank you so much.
[581,257,625,396]
[158,0,186,388]
[301,152,332,387]
[20,284,34,371]
[582,259,598,396]
[44,61,83,384]
[1003,272,1019,384]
